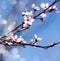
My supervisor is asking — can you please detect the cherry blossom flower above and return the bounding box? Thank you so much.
[34,34,42,42]
[47,5,58,12]
[14,36,27,44]
[31,4,40,11]
[10,35,18,41]
[22,11,35,26]
[17,38,21,43]
[40,3,49,9]
[40,13,47,21]
[23,16,35,25]
[16,36,24,43]
[14,35,18,40]
[16,36,22,43]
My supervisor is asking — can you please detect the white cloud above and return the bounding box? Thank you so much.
[16,0,29,12]
[17,1,26,11]
[0,46,26,61]
[0,44,9,57]
[19,57,26,61]
[0,19,7,25]
[3,21,16,33]
[0,14,2,19]
[5,48,20,61]
[5,48,26,61]
[1,1,7,10]
[8,0,17,5]
[32,56,40,61]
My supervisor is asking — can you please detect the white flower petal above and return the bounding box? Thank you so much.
[35,7,40,10]
[8,42,13,45]
[31,4,35,8]
[37,37,42,41]
[40,13,46,18]
[17,38,21,42]
[34,34,38,39]
[53,5,56,9]
[40,3,45,8]
[45,3,49,8]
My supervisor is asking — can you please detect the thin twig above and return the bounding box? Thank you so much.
[34,0,60,18]
[0,41,60,49]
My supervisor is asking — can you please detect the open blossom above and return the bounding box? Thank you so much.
[40,13,46,21]
[40,3,49,9]
[31,4,40,11]
[10,35,18,41]
[34,34,42,42]
[23,16,35,25]
[16,36,26,44]
[47,5,58,12]
[22,11,35,26]
[16,36,24,42]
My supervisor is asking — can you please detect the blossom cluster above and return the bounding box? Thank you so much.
[13,2,59,32]
[2,34,42,46]
[32,3,58,21]
[22,11,34,27]
[2,34,26,45]
[32,2,58,12]
[21,2,59,27]
[0,0,60,49]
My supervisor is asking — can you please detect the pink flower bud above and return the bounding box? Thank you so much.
[47,6,58,12]
[30,39,35,46]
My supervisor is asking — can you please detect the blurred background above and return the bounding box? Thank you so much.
[0,0,60,61]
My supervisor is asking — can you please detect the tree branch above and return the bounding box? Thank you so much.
[0,41,60,50]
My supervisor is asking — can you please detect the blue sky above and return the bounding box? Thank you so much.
[0,0,60,61]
